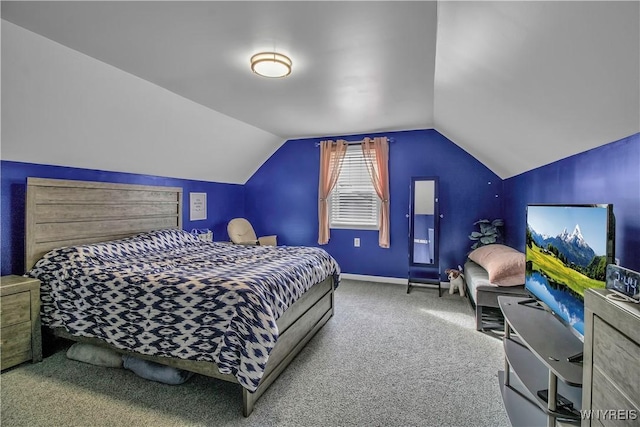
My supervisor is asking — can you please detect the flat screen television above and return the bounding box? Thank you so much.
[525,204,615,338]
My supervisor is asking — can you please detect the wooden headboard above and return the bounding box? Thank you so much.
[25,177,183,271]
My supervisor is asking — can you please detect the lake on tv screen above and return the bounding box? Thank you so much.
[526,271,584,335]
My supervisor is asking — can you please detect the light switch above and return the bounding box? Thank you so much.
[354,238,360,247]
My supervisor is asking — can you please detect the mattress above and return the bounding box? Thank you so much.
[28,229,340,391]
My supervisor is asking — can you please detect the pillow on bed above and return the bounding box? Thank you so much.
[122,355,194,385]
[141,228,201,248]
[468,244,525,286]
[66,343,123,368]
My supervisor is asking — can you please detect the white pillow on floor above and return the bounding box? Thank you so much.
[66,343,123,368]
[122,355,194,385]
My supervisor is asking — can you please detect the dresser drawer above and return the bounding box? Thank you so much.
[0,291,31,327]
[591,367,639,427]
[0,276,42,370]
[593,316,640,405]
[0,321,33,370]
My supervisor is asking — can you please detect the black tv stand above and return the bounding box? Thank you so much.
[566,352,583,364]
[516,298,544,309]
[498,296,583,427]
[536,390,580,417]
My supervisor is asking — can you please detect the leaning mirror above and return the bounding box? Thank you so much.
[409,177,438,267]
[408,177,440,295]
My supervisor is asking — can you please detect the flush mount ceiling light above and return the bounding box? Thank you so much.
[250,52,292,78]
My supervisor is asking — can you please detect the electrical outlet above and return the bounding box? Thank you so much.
[615,258,620,266]
[354,238,360,247]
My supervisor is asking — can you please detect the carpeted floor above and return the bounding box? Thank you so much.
[1,279,510,427]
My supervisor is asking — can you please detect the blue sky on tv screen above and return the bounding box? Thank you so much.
[527,271,585,336]
[527,205,608,255]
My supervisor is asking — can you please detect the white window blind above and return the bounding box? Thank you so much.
[329,145,379,229]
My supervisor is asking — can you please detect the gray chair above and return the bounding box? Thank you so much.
[227,218,277,246]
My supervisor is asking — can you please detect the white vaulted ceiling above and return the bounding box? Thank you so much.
[434,1,639,178]
[1,1,638,183]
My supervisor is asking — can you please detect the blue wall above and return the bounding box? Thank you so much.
[503,133,640,272]
[4,132,636,281]
[244,129,503,279]
[0,160,244,276]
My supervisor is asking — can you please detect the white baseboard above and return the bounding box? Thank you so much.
[340,273,452,289]
[340,273,408,285]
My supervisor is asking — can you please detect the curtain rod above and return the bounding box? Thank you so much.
[315,137,395,147]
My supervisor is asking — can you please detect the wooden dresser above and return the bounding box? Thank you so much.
[582,289,640,426]
[0,275,42,370]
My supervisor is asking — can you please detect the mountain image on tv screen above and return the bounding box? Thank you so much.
[526,206,609,299]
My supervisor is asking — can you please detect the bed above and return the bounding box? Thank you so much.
[24,177,340,416]
[462,244,530,331]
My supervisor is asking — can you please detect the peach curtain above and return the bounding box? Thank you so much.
[318,140,347,245]
[361,136,390,248]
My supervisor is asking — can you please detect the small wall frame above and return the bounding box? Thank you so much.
[189,192,207,221]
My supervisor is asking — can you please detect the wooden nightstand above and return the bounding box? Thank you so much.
[1,275,42,370]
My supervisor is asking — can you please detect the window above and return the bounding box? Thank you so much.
[329,145,379,229]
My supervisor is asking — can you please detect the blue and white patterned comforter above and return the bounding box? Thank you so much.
[28,229,340,391]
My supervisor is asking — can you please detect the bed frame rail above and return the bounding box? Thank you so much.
[52,278,334,416]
